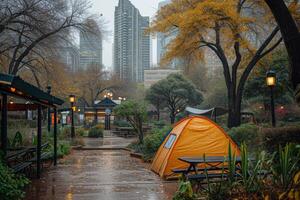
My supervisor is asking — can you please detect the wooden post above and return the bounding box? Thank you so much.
[47,86,51,133]
[1,94,7,156]
[37,105,42,178]
[54,108,57,166]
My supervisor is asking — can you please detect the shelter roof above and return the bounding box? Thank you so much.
[0,73,64,107]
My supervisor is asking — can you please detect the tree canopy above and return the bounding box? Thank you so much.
[114,100,147,144]
[149,0,299,127]
[147,73,203,124]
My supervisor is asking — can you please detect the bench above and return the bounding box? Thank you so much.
[172,166,232,174]
[12,162,32,173]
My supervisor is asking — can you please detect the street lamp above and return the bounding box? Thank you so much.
[69,95,76,138]
[266,70,276,127]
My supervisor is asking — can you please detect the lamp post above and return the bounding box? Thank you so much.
[69,95,76,138]
[266,70,276,127]
[47,85,51,133]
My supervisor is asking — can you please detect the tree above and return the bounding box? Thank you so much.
[145,88,165,121]
[0,0,101,76]
[149,0,299,127]
[264,0,300,105]
[73,64,121,106]
[148,73,203,124]
[244,48,294,106]
[114,100,147,144]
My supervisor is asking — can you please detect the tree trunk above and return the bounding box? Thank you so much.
[138,121,144,144]
[265,0,300,104]
[170,113,175,124]
[156,104,160,121]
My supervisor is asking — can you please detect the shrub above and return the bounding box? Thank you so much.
[262,126,300,152]
[44,141,71,158]
[141,126,171,160]
[57,142,71,158]
[88,126,103,138]
[128,125,172,160]
[0,159,30,200]
[173,179,197,200]
[76,128,86,137]
[59,126,71,139]
[228,123,260,149]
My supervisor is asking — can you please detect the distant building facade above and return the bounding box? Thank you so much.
[144,69,181,88]
[114,0,150,82]
[157,0,182,69]
[80,31,102,70]
[57,44,80,72]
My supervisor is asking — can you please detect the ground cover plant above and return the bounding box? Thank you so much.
[0,158,30,200]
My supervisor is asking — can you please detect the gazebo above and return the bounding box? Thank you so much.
[84,97,117,125]
[0,73,64,178]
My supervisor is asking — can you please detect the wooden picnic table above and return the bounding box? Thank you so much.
[177,156,242,175]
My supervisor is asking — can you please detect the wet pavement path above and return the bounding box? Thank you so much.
[24,137,177,200]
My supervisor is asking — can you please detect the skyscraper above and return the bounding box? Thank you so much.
[157,0,182,69]
[57,44,80,72]
[114,0,150,82]
[79,31,102,70]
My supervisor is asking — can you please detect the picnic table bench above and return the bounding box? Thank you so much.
[5,142,50,174]
[115,127,136,138]
[173,156,242,183]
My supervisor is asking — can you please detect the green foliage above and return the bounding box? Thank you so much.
[244,49,293,105]
[228,123,260,148]
[206,182,231,200]
[0,160,30,200]
[240,143,267,193]
[114,100,147,144]
[141,125,172,160]
[272,143,300,190]
[76,127,86,137]
[57,142,71,158]
[128,125,172,161]
[173,179,196,200]
[11,131,23,148]
[88,126,103,138]
[262,126,300,152]
[59,126,71,139]
[147,73,203,123]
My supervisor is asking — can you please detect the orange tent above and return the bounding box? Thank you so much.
[151,116,240,179]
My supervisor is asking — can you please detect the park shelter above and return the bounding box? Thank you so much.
[0,73,64,178]
[84,97,117,125]
[151,116,240,179]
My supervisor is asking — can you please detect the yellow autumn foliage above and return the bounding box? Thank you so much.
[149,0,298,67]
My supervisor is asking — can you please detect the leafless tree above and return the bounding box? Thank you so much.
[0,0,102,77]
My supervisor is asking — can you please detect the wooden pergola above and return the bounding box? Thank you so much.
[0,73,64,178]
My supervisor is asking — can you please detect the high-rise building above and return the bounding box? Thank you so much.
[114,0,150,82]
[80,31,102,70]
[56,44,80,72]
[157,0,182,69]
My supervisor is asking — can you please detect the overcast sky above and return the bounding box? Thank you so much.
[89,0,164,70]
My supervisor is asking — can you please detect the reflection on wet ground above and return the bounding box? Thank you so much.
[24,138,177,200]
[82,137,136,149]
